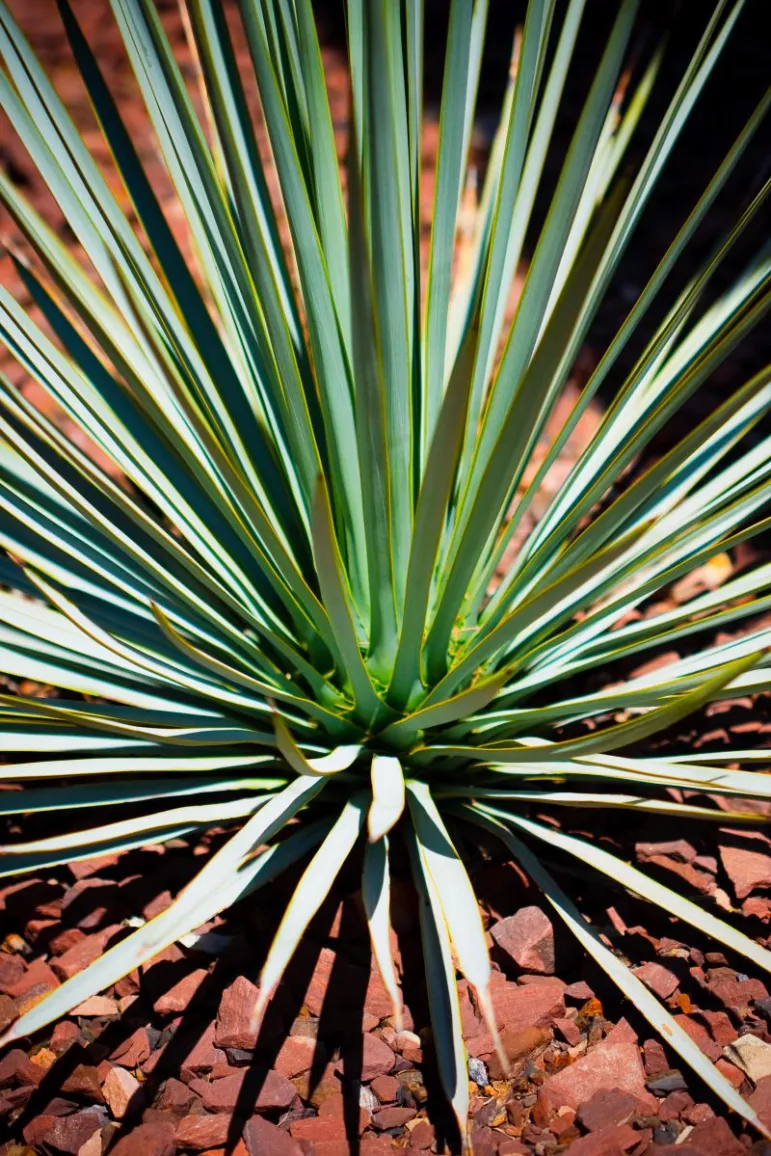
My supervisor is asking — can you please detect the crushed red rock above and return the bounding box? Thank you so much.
[490,907,556,975]
[3,849,769,1156]
[719,835,771,901]
[0,5,770,1156]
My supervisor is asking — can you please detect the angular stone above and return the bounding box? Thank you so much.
[29,1045,56,1078]
[469,1126,498,1156]
[490,907,555,974]
[744,896,771,919]
[550,1109,579,1140]
[0,955,26,993]
[357,1034,395,1082]
[487,976,564,1034]
[49,929,87,958]
[699,1010,737,1047]
[672,1015,720,1062]
[225,1046,258,1066]
[175,1114,233,1150]
[720,842,771,900]
[659,1089,693,1122]
[536,1037,655,1120]
[565,981,595,1002]
[647,1069,689,1095]
[51,1021,81,1056]
[301,947,339,1018]
[77,1129,102,1156]
[708,972,768,1014]
[158,1077,197,1113]
[23,1107,104,1155]
[111,1027,151,1069]
[372,1105,415,1130]
[576,1088,645,1131]
[632,961,679,1000]
[0,1047,47,1088]
[60,1064,104,1103]
[70,996,119,1018]
[61,878,124,930]
[618,1028,649,1069]
[467,1057,489,1088]
[723,1032,771,1083]
[153,968,208,1015]
[636,840,696,863]
[370,1074,399,1103]
[503,1025,552,1068]
[364,965,401,1022]
[272,1034,317,1079]
[684,1102,715,1125]
[650,1117,744,1156]
[69,855,121,881]
[0,878,51,915]
[291,1060,341,1107]
[141,1044,168,1077]
[517,972,567,991]
[0,993,16,1034]
[296,944,392,1022]
[408,1119,435,1149]
[564,1123,639,1156]
[51,928,121,981]
[190,1068,295,1112]
[243,1115,302,1156]
[289,1015,317,1039]
[5,956,59,997]
[359,1137,397,1156]
[638,852,715,895]
[318,1092,371,1132]
[289,1116,347,1143]
[750,1074,771,1129]
[181,1022,226,1077]
[553,1017,582,1047]
[215,976,259,1050]
[715,1058,744,1089]
[103,1065,141,1119]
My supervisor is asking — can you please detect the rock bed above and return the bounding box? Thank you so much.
[2,810,771,1156]
[2,3,771,1154]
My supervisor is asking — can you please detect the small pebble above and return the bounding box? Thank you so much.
[468,1057,489,1087]
[647,1069,688,1095]
[359,1083,379,1112]
[653,1121,681,1144]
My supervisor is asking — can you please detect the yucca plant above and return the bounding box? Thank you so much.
[0,0,770,1144]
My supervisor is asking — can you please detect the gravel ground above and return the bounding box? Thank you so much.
[1,4,771,1155]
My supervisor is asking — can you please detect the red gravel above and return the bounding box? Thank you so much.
[2,3,771,1156]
